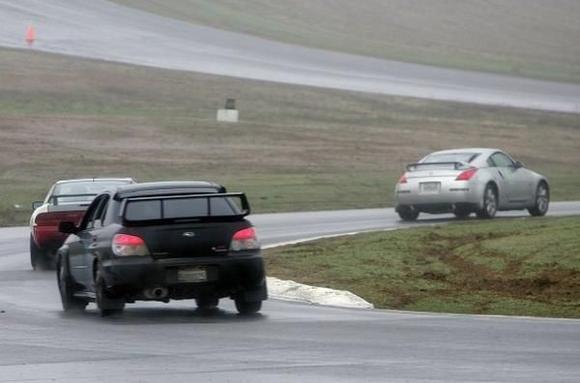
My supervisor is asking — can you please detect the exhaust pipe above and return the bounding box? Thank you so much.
[144,287,169,300]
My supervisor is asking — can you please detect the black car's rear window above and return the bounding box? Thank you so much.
[124,196,242,221]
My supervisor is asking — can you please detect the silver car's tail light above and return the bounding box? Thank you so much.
[398,174,408,184]
[456,168,478,181]
[112,234,150,256]
[230,227,260,252]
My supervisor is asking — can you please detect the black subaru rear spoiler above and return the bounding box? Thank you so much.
[406,162,469,171]
[120,192,251,224]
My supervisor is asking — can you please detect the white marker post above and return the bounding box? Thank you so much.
[217,98,239,123]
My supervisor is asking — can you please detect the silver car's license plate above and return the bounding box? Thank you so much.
[177,267,208,283]
[420,182,441,193]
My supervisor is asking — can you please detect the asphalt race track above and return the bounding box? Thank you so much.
[1,205,580,382]
[1,1,580,380]
[1,0,580,113]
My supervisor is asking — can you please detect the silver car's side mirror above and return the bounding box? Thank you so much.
[514,160,525,169]
[32,201,43,210]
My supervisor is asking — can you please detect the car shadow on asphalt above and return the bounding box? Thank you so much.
[400,215,531,225]
[59,305,267,325]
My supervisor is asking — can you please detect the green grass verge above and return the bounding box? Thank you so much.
[264,217,580,318]
[112,0,580,83]
[1,48,579,226]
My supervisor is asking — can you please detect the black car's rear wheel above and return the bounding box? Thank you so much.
[235,297,262,315]
[195,296,219,310]
[528,182,550,217]
[95,266,125,317]
[476,184,497,219]
[57,256,88,312]
[397,206,419,222]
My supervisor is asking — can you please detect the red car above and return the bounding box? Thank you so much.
[29,178,134,270]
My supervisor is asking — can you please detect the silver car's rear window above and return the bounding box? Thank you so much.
[423,152,480,164]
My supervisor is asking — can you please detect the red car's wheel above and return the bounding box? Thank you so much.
[30,235,48,271]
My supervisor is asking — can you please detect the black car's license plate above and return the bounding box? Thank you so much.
[177,267,208,283]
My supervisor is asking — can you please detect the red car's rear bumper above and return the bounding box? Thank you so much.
[32,209,85,252]
[32,225,68,252]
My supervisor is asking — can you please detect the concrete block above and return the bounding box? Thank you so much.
[217,109,239,123]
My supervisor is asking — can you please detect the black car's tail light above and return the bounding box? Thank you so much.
[230,227,260,252]
[112,234,150,256]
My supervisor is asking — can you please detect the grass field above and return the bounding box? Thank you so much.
[112,0,580,83]
[264,217,580,318]
[1,48,579,226]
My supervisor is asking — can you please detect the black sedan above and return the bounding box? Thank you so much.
[56,181,267,316]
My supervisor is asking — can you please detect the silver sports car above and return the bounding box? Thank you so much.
[394,148,550,221]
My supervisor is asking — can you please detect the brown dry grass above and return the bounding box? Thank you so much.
[1,48,579,224]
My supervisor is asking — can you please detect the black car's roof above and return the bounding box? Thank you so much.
[113,181,225,199]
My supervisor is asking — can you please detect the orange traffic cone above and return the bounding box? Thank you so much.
[25,25,36,46]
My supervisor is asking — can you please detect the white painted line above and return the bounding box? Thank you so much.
[263,232,361,249]
[263,227,404,249]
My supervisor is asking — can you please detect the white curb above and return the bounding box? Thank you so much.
[267,276,374,309]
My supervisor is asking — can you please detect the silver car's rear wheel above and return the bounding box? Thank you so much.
[476,184,497,219]
[528,182,549,217]
[453,208,471,219]
[397,206,419,222]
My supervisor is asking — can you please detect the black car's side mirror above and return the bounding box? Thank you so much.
[32,201,43,210]
[240,195,251,217]
[514,160,525,169]
[59,221,78,234]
